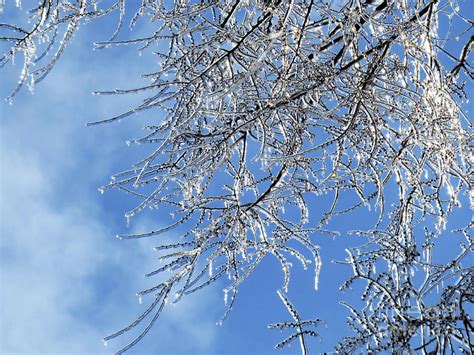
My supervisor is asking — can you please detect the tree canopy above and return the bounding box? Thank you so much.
[1,0,472,353]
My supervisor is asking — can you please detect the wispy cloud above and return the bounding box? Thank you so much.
[0,21,219,354]
[0,139,110,353]
[0,146,219,353]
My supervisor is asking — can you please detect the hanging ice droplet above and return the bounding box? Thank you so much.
[137,295,143,304]
[98,187,105,194]
[102,339,108,347]
[223,289,228,305]
[446,184,454,199]
[28,76,35,94]
[216,320,223,326]
[208,259,213,277]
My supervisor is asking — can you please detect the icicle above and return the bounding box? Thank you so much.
[208,259,213,277]
[223,289,228,305]
[28,75,35,94]
[446,183,454,199]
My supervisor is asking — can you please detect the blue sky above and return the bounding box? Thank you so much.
[0,1,472,354]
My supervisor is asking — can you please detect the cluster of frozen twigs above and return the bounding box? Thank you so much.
[336,227,473,352]
[2,0,472,353]
[268,290,323,354]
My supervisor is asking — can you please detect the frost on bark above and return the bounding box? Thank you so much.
[1,0,472,353]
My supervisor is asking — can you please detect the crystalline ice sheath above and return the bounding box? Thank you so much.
[2,0,472,353]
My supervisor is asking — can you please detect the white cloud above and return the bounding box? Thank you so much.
[0,143,107,353]
[0,103,220,355]
[0,22,220,354]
